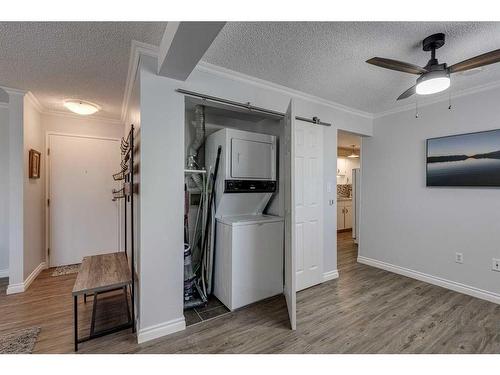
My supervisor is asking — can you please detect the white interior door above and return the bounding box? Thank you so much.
[295,121,324,291]
[283,100,297,330]
[48,134,121,267]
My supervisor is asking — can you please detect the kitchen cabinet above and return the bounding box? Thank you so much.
[337,157,360,184]
[337,199,353,230]
[337,158,347,176]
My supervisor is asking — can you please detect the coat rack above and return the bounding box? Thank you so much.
[111,124,136,333]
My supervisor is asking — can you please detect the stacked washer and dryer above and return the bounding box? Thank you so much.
[205,128,284,310]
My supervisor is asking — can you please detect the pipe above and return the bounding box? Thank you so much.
[186,105,205,191]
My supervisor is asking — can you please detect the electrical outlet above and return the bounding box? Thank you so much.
[455,252,464,264]
[492,258,500,272]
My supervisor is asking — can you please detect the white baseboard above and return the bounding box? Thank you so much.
[323,269,339,282]
[137,317,186,344]
[0,268,8,278]
[6,262,46,295]
[358,256,500,305]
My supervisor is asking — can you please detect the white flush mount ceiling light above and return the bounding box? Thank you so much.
[63,99,100,115]
[415,70,450,95]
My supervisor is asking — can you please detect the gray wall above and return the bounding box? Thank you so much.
[0,105,9,275]
[23,96,45,279]
[360,87,500,299]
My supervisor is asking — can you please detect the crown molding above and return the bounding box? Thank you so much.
[195,61,374,119]
[121,40,159,124]
[42,109,123,125]
[373,79,500,119]
[0,85,27,96]
[25,91,44,113]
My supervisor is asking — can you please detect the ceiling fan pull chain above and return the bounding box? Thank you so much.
[448,90,452,110]
[415,100,419,119]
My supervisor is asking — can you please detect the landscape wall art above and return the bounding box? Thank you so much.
[426,129,500,187]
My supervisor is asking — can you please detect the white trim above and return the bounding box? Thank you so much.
[6,262,46,294]
[45,132,120,268]
[25,91,43,113]
[119,43,374,124]
[373,79,500,119]
[0,85,27,96]
[0,269,8,278]
[137,317,186,344]
[121,40,159,124]
[196,61,374,119]
[323,269,339,282]
[42,109,123,126]
[357,256,500,305]
[0,102,8,109]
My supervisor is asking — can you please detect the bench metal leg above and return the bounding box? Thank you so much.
[74,295,78,352]
[90,292,98,336]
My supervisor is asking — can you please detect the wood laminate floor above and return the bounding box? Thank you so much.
[1,231,500,353]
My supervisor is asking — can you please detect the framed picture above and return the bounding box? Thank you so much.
[29,149,41,179]
[426,129,500,187]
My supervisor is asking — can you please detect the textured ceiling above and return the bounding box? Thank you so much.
[0,22,166,120]
[203,22,500,115]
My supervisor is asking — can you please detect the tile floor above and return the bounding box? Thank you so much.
[184,296,230,326]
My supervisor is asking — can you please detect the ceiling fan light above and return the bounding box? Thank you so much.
[63,99,100,115]
[416,71,450,95]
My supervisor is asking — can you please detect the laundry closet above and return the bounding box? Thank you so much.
[183,96,286,320]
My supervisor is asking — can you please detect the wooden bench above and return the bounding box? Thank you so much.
[72,252,134,351]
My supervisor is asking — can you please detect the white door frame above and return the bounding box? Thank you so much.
[45,132,121,267]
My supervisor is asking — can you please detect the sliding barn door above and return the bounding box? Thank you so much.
[283,100,297,330]
[295,120,323,291]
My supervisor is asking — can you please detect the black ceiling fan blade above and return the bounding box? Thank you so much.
[397,85,416,101]
[366,57,427,75]
[449,49,500,73]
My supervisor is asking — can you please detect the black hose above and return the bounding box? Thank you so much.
[201,146,222,295]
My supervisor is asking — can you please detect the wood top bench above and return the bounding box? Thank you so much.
[72,252,132,296]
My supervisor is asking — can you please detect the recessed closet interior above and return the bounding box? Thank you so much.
[183,96,286,323]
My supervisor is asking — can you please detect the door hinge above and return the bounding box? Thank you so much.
[47,148,50,156]
[47,198,50,207]
[47,248,50,256]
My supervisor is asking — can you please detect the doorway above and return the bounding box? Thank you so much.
[47,133,121,267]
[337,130,361,270]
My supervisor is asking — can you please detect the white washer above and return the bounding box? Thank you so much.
[214,214,284,310]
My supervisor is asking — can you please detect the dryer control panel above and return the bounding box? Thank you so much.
[224,180,277,193]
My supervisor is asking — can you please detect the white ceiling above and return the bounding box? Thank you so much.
[0,22,166,120]
[202,22,500,115]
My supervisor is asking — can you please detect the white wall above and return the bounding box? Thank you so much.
[7,91,25,291]
[23,95,45,279]
[360,87,500,302]
[0,104,9,276]
[135,55,373,342]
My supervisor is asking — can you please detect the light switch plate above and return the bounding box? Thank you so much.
[455,252,463,264]
[492,258,500,272]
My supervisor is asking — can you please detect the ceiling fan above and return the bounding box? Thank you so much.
[366,33,500,100]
